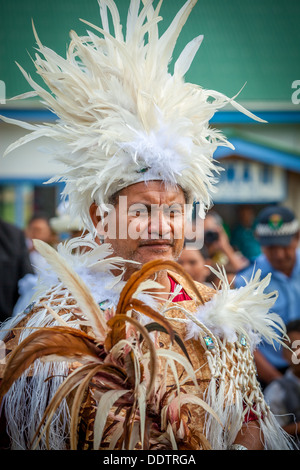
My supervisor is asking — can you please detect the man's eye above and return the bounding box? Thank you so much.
[136,210,147,216]
[172,210,183,215]
[169,204,183,215]
[167,209,183,217]
[128,206,148,217]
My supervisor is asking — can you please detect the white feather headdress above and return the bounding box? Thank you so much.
[1,0,264,232]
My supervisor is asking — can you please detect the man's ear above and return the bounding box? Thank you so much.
[89,202,108,241]
[89,202,101,230]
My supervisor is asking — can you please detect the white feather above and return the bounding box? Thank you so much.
[1,0,264,235]
[33,239,108,340]
[186,266,287,351]
[174,34,204,77]
[33,235,129,306]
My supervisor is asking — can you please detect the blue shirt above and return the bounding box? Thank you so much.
[234,250,300,369]
[231,224,261,261]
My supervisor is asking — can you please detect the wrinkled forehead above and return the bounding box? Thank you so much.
[111,180,187,206]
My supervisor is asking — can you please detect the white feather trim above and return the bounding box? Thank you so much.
[32,235,128,307]
[186,265,287,351]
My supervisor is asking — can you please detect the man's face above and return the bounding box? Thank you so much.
[91,181,186,275]
[262,233,299,277]
[26,219,52,244]
[178,248,209,283]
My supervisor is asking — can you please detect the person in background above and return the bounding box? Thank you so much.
[12,213,55,317]
[264,320,300,448]
[25,212,55,272]
[178,246,210,285]
[234,206,300,388]
[49,200,84,243]
[0,218,33,322]
[13,208,87,317]
[231,205,261,261]
[204,211,249,274]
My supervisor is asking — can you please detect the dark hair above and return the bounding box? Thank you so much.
[182,240,209,258]
[107,189,122,207]
[286,320,300,335]
[28,212,51,226]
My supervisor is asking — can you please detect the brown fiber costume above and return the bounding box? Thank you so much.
[0,271,264,450]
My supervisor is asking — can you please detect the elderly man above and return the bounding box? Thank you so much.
[89,181,189,295]
[235,206,300,388]
[0,0,293,451]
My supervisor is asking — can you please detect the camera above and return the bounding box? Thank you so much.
[204,230,219,246]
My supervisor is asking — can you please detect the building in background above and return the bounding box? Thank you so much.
[0,119,64,227]
[0,0,299,230]
[212,125,300,227]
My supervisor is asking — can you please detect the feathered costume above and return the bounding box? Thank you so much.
[0,0,294,450]
[1,0,263,228]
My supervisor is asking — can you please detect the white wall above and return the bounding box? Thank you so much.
[0,123,65,180]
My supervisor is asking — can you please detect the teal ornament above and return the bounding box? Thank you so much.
[137,167,150,173]
[23,301,35,314]
[98,299,109,311]
[203,335,215,350]
[239,334,247,347]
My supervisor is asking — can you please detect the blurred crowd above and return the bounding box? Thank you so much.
[0,202,300,445]
[0,203,83,321]
[179,204,300,447]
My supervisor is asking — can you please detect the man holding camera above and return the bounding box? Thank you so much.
[204,211,249,276]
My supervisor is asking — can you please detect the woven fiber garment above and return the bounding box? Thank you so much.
[0,250,293,450]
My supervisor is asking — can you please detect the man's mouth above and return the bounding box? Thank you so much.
[138,240,173,247]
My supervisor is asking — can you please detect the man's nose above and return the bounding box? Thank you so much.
[148,210,172,238]
[273,246,286,261]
